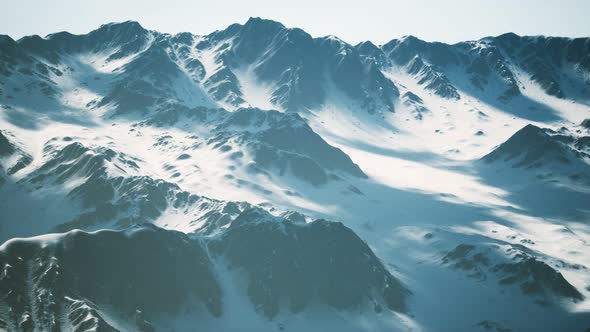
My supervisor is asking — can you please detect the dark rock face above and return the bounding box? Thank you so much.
[401,92,429,120]
[234,19,326,112]
[63,174,180,230]
[493,256,583,300]
[482,124,590,171]
[0,130,32,176]
[0,211,409,330]
[442,244,490,280]
[464,44,521,101]
[218,108,367,185]
[139,103,226,127]
[65,297,119,332]
[204,66,245,107]
[0,35,23,76]
[476,320,513,332]
[482,124,571,167]
[57,227,222,316]
[0,226,222,331]
[443,243,584,302]
[406,56,460,99]
[209,208,408,318]
[0,130,15,156]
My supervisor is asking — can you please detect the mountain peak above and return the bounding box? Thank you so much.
[243,17,285,30]
[496,32,521,40]
[98,20,145,31]
[491,32,522,46]
[400,35,422,42]
[0,34,17,51]
[93,20,148,39]
[516,124,546,137]
[356,40,381,53]
[0,34,16,45]
[482,124,577,167]
[15,34,52,55]
[382,35,428,53]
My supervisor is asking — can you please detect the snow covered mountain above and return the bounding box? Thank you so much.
[1,18,590,331]
[0,213,409,331]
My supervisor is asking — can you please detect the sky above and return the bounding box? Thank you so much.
[1,0,589,45]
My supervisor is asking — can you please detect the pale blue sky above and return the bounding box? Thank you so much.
[1,0,589,44]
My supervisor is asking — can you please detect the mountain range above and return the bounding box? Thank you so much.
[1,18,590,331]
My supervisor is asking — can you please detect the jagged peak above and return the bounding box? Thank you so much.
[44,30,77,41]
[481,123,573,166]
[207,17,290,54]
[316,34,356,54]
[14,34,57,58]
[97,20,146,32]
[0,130,16,156]
[172,31,196,44]
[394,35,429,47]
[280,26,313,43]
[0,34,16,46]
[400,35,423,43]
[242,17,285,31]
[514,123,546,137]
[355,40,380,53]
[318,34,347,44]
[12,20,149,58]
[86,20,150,44]
[480,32,587,46]
[381,35,422,52]
[0,34,20,57]
[16,34,45,45]
[495,32,521,40]
[229,206,282,228]
[223,107,306,128]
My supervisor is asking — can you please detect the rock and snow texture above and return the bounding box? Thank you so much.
[0,215,409,332]
[0,17,590,331]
